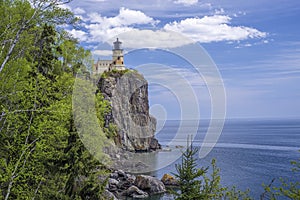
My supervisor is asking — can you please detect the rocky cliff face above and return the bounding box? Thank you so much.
[97,70,161,152]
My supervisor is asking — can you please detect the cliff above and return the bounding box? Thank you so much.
[97,70,161,152]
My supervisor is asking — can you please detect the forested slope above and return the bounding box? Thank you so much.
[0,1,109,199]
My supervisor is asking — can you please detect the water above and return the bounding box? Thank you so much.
[148,119,300,199]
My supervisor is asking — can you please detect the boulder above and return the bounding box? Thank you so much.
[149,138,161,150]
[161,174,179,186]
[110,172,119,179]
[134,175,166,194]
[103,189,118,200]
[124,185,149,199]
[108,178,119,192]
[117,179,133,190]
[108,178,119,186]
[127,174,136,183]
[117,169,126,178]
[108,184,118,192]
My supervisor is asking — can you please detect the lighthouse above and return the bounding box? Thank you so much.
[110,38,126,71]
[94,38,126,74]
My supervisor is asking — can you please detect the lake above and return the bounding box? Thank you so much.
[141,119,300,199]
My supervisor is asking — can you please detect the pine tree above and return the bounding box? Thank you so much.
[173,136,208,200]
[172,136,252,200]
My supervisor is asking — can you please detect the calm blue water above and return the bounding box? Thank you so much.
[151,119,300,199]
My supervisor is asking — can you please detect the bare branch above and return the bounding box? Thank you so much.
[4,138,39,200]
[0,25,25,73]
[32,180,43,200]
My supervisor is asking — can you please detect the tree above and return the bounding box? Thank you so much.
[173,139,208,200]
[0,2,110,199]
[0,0,76,73]
[172,136,252,200]
[0,56,109,200]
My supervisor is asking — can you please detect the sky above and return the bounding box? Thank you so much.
[64,0,300,120]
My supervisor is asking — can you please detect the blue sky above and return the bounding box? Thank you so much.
[64,0,300,119]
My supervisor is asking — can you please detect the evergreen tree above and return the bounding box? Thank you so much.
[173,137,208,200]
[172,136,252,200]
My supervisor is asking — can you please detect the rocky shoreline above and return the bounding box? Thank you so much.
[105,170,179,199]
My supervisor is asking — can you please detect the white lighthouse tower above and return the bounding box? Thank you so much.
[110,38,126,71]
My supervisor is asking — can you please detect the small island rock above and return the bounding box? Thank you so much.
[134,175,166,194]
[161,174,179,186]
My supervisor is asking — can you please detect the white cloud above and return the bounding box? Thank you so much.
[174,0,198,6]
[68,29,88,41]
[116,7,159,26]
[79,7,160,43]
[92,50,112,56]
[214,8,225,15]
[87,7,158,27]
[107,29,193,48]
[74,7,86,15]
[85,24,135,42]
[164,15,267,43]
[69,6,267,49]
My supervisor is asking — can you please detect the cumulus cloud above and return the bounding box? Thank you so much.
[67,7,267,49]
[164,15,267,43]
[68,29,88,41]
[76,7,159,43]
[106,29,193,48]
[174,0,198,6]
[74,7,86,15]
[87,7,158,27]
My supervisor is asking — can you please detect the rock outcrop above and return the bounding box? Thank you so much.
[107,170,165,199]
[134,175,166,194]
[125,186,149,198]
[103,190,118,200]
[161,173,179,186]
[98,70,161,152]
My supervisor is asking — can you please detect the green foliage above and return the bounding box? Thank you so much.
[291,152,300,173]
[72,77,111,166]
[261,151,300,200]
[101,68,131,78]
[59,35,93,75]
[172,143,208,200]
[95,91,119,139]
[95,93,111,128]
[0,0,76,73]
[172,139,252,200]
[223,187,252,200]
[105,123,118,139]
[35,24,61,76]
[0,1,110,199]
